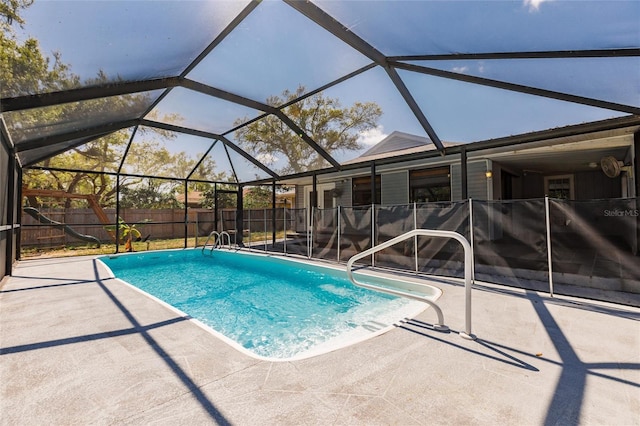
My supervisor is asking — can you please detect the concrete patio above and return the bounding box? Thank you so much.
[1,255,639,425]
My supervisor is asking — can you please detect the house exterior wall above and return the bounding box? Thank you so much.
[299,160,492,208]
[381,171,409,205]
[295,128,639,209]
[451,160,491,201]
[336,179,352,207]
[295,185,304,209]
[575,171,622,200]
[298,159,626,208]
[492,162,503,200]
[519,170,622,200]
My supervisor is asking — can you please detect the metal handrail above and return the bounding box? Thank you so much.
[219,231,232,249]
[346,229,475,339]
[202,231,220,254]
[202,230,233,254]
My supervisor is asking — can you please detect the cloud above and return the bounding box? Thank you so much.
[358,125,388,146]
[524,0,552,12]
[452,66,469,74]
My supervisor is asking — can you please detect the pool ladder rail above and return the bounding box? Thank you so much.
[202,231,232,254]
[346,229,475,340]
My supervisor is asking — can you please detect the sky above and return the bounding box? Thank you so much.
[15,0,640,172]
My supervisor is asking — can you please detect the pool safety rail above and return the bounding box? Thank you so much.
[202,231,232,254]
[346,229,475,340]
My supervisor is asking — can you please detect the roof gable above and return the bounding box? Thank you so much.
[344,131,460,165]
[360,131,434,157]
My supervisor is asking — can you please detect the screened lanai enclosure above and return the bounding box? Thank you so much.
[1,0,639,304]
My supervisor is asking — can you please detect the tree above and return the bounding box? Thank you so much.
[234,85,382,175]
[201,183,237,210]
[3,1,226,209]
[21,127,197,208]
[1,0,75,98]
[243,186,272,209]
[104,217,146,252]
[22,122,230,209]
[0,0,32,26]
[2,0,93,207]
[119,179,183,209]
[2,1,223,209]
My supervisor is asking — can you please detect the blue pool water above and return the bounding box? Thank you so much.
[99,249,430,360]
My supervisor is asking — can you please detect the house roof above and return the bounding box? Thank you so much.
[340,115,640,177]
[274,114,640,187]
[1,1,638,186]
[175,191,204,205]
[344,131,461,164]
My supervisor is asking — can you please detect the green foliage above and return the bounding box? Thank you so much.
[0,36,76,97]
[119,180,184,209]
[200,185,279,210]
[234,85,382,174]
[4,1,223,208]
[0,0,32,27]
[104,217,144,241]
[201,184,237,209]
[243,186,272,209]
[1,1,77,98]
[21,129,221,208]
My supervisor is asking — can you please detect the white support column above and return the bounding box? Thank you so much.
[371,204,375,267]
[309,207,314,259]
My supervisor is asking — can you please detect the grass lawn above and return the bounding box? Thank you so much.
[20,232,289,259]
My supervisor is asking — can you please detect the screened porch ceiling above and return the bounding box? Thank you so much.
[1,0,639,186]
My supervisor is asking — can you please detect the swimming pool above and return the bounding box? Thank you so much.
[99,249,441,360]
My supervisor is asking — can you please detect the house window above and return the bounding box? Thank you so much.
[352,175,381,206]
[409,167,451,202]
[545,174,574,199]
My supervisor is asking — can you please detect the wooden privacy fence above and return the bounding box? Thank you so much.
[219,208,306,234]
[21,208,214,247]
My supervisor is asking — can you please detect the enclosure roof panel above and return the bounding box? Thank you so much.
[1,0,638,184]
[314,0,640,56]
[4,1,250,97]
[186,0,372,103]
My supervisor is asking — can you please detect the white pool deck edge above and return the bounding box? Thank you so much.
[1,255,639,425]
